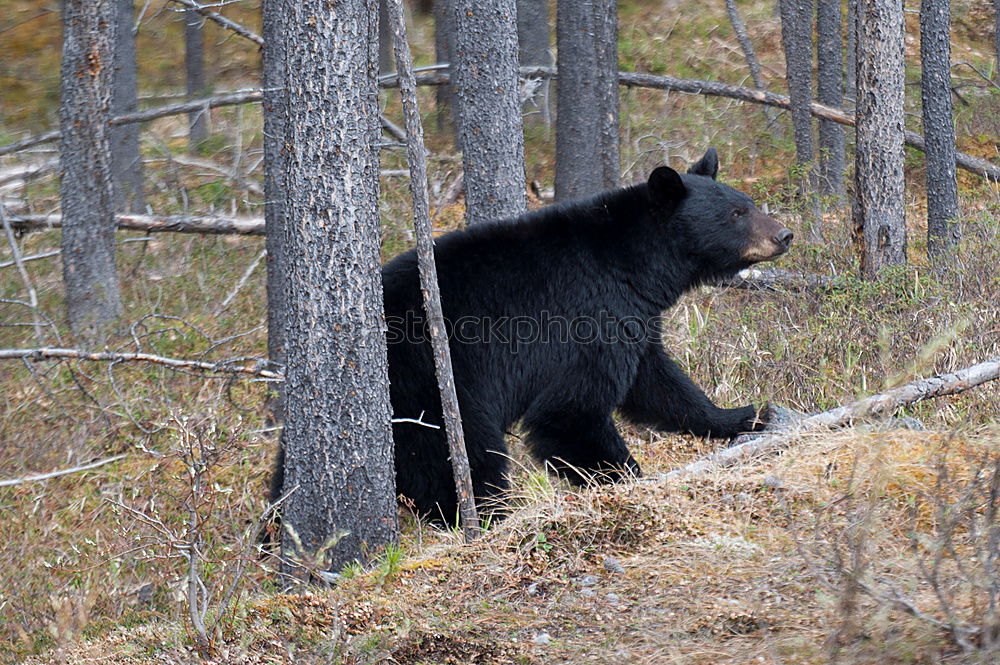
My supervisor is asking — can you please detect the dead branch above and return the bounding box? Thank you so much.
[0,347,281,379]
[0,237,150,270]
[663,356,1000,480]
[167,0,263,46]
[713,267,835,292]
[0,454,126,487]
[7,213,265,235]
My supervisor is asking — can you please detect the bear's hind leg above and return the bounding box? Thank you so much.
[523,408,640,485]
[620,343,765,438]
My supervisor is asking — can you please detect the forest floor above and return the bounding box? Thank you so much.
[2,0,1000,663]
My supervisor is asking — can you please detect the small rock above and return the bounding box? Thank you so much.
[606,592,621,603]
[579,587,596,598]
[763,475,783,489]
[526,582,539,596]
[602,556,625,575]
[577,575,598,587]
[533,632,551,646]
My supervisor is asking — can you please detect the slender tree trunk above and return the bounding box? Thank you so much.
[920,0,960,259]
[275,0,397,569]
[778,0,816,193]
[815,0,845,199]
[262,0,287,422]
[452,0,527,224]
[386,0,479,541]
[517,0,553,125]
[111,0,144,213]
[60,0,122,342]
[854,0,907,278]
[434,0,455,133]
[555,0,620,201]
[725,0,765,89]
[378,0,394,74]
[185,9,208,148]
[846,0,858,99]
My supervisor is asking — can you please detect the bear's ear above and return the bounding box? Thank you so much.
[687,147,719,180]
[647,166,686,208]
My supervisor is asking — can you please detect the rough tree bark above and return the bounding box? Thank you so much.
[185,9,208,148]
[111,0,145,213]
[778,0,816,183]
[262,0,287,422]
[275,0,397,569]
[387,0,479,541]
[920,0,960,260]
[555,0,620,201]
[815,0,845,199]
[854,0,907,278]
[60,0,122,342]
[517,0,553,125]
[451,0,527,224]
[725,0,765,89]
[846,0,858,98]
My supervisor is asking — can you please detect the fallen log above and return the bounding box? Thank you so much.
[2,68,996,181]
[662,356,1000,480]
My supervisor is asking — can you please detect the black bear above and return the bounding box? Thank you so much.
[271,148,792,523]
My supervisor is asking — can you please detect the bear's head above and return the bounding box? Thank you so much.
[647,148,793,278]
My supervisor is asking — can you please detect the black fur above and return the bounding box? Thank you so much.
[270,152,787,524]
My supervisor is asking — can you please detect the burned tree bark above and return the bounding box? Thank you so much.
[273,0,397,569]
[517,0,553,124]
[815,0,845,199]
[386,0,479,541]
[920,0,961,260]
[60,0,122,341]
[184,9,208,148]
[854,0,907,277]
[555,0,620,201]
[111,0,145,213]
[451,0,527,224]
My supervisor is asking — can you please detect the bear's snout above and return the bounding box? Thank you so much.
[742,212,793,263]
[775,228,794,250]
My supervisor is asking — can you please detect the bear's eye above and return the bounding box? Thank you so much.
[730,208,745,221]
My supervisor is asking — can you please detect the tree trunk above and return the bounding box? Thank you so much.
[517,0,553,125]
[920,0,960,260]
[111,0,144,213]
[555,0,620,201]
[725,0,765,90]
[386,0,479,541]
[815,0,845,199]
[434,0,455,133]
[185,9,208,148]
[378,0,394,75]
[262,0,287,422]
[854,0,907,278]
[60,0,122,342]
[451,0,527,224]
[778,0,817,196]
[846,0,858,99]
[274,0,397,570]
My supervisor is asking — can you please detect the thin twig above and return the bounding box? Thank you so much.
[0,347,282,379]
[0,455,126,487]
[166,0,262,45]
[214,248,266,316]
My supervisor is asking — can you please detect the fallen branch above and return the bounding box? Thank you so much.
[2,69,996,181]
[8,213,265,235]
[0,347,282,379]
[662,356,1000,480]
[714,267,835,292]
[0,454,126,487]
[167,0,263,46]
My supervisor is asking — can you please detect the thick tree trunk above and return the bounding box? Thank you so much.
[451,0,527,224]
[517,0,553,125]
[111,0,144,213]
[846,0,858,99]
[555,0,620,201]
[185,9,208,148]
[262,0,287,422]
[815,0,845,199]
[725,0,765,89]
[386,0,479,541]
[920,0,960,260]
[60,0,122,342]
[854,0,907,278]
[275,0,397,569]
[778,0,816,178]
